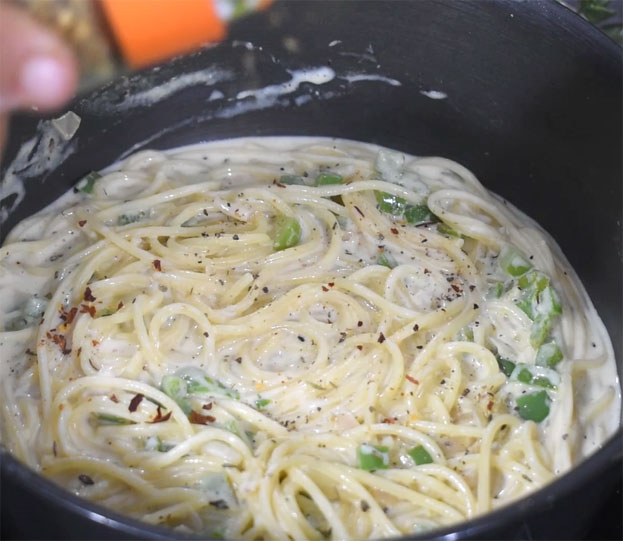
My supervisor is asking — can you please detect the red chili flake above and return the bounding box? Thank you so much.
[451,284,461,293]
[356,345,363,351]
[110,394,119,403]
[80,304,96,317]
[405,375,419,385]
[354,205,365,217]
[328,282,335,287]
[150,407,172,423]
[487,400,494,411]
[47,331,70,354]
[78,220,87,227]
[117,301,124,310]
[413,324,420,332]
[390,228,399,235]
[378,332,386,343]
[91,340,99,347]
[153,259,162,271]
[65,307,78,325]
[128,393,144,412]
[189,411,216,425]
[322,286,329,292]
[382,418,397,424]
[275,182,286,188]
[424,268,430,274]
[357,321,363,327]
[84,287,96,302]
[202,402,213,410]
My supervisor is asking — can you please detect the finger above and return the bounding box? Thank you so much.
[0,114,6,157]
[0,3,78,113]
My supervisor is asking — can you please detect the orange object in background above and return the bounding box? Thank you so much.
[100,0,226,68]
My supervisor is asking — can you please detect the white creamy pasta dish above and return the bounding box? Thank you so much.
[0,138,620,539]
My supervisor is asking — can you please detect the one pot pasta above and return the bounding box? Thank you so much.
[0,138,619,539]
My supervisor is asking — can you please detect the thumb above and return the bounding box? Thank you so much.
[0,3,78,113]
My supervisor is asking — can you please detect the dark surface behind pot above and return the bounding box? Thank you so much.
[1,1,621,539]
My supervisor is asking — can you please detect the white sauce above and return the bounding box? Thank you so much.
[420,90,448,100]
[0,137,619,539]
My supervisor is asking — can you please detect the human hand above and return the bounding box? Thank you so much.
[0,2,78,154]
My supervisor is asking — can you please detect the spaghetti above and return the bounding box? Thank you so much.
[0,137,619,538]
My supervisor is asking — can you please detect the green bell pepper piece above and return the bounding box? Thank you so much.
[315,172,343,185]
[273,216,301,251]
[408,445,433,465]
[530,314,552,349]
[404,204,437,225]
[79,171,102,194]
[499,246,532,276]
[161,375,191,414]
[375,191,407,215]
[378,252,397,269]
[357,444,389,471]
[516,390,550,422]
[536,341,563,368]
[496,355,516,377]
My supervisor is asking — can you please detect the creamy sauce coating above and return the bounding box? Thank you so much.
[0,137,620,539]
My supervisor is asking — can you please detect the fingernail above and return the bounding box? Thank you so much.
[20,55,67,105]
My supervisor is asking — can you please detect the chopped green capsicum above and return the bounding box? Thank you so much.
[535,341,563,368]
[378,252,397,269]
[315,172,343,185]
[516,390,550,422]
[161,375,192,414]
[357,444,389,471]
[437,223,461,237]
[79,171,102,194]
[496,355,516,377]
[488,282,504,299]
[499,246,532,277]
[408,445,433,465]
[95,413,134,425]
[530,314,552,349]
[404,204,437,225]
[375,191,407,215]
[273,216,301,251]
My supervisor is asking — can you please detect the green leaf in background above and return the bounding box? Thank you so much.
[556,0,622,43]
[603,23,623,42]
[578,0,616,24]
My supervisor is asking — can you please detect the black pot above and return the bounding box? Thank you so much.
[1,1,621,539]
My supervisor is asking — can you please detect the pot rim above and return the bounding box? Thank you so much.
[1,0,622,539]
